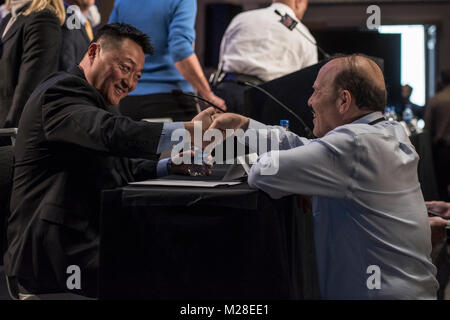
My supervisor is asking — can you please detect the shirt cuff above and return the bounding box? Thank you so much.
[157,122,185,154]
[156,158,171,177]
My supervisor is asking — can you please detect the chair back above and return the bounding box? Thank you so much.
[0,145,14,265]
[0,128,17,265]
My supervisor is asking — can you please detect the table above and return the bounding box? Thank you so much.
[98,167,320,300]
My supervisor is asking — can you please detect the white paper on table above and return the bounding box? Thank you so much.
[129,179,242,187]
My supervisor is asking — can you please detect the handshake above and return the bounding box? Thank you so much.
[186,107,250,141]
[169,107,250,176]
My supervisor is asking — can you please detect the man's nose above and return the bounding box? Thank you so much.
[121,76,133,92]
[307,95,313,107]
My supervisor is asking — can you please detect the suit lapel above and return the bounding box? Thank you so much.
[1,14,25,43]
[0,14,10,57]
[0,13,12,36]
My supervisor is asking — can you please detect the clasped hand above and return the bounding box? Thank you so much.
[172,108,249,176]
[190,107,250,140]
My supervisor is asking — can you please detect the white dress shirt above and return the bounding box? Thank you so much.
[242,112,438,299]
[219,3,318,82]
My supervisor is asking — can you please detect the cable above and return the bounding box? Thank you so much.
[237,80,315,139]
[171,90,226,113]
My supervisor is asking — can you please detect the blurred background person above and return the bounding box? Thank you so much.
[401,84,425,119]
[425,69,450,202]
[213,0,317,114]
[108,0,226,122]
[0,0,65,133]
[59,0,95,71]
[0,0,8,21]
[84,1,99,29]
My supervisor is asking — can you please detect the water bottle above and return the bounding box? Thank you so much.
[384,106,397,121]
[280,120,290,131]
[402,105,414,124]
[384,106,390,120]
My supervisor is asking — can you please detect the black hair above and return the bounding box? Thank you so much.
[93,23,154,55]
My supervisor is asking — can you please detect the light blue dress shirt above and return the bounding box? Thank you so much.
[244,112,439,299]
[155,122,185,177]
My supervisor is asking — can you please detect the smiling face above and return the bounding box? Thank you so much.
[308,60,343,137]
[84,38,145,106]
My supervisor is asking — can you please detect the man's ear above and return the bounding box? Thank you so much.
[294,0,307,19]
[86,42,100,64]
[337,89,352,114]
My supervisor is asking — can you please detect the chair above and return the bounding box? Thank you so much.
[0,128,17,299]
[0,129,93,300]
[0,128,17,264]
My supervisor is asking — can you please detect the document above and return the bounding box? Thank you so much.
[129,179,242,187]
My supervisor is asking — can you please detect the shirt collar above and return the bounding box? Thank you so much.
[270,2,298,22]
[70,65,111,110]
[352,111,384,124]
[70,65,87,80]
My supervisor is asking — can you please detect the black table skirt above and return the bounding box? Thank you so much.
[99,180,320,300]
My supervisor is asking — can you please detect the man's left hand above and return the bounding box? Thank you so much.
[429,216,449,247]
[191,107,219,131]
[168,150,213,176]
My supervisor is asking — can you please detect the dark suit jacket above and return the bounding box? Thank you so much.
[59,4,91,72]
[425,85,450,146]
[4,67,164,297]
[0,7,62,128]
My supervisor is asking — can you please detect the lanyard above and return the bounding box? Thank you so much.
[368,117,385,125]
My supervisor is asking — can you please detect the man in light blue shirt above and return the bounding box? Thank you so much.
[109,0,226,121]
[209,54,439,299]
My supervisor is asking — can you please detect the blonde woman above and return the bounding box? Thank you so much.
[0,0,65,130]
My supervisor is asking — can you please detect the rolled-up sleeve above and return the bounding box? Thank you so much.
[168,0,196,62]
[248,129,355,199]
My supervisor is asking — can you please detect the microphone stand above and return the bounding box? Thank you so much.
[172,90,226,113]
[236,81,315,139]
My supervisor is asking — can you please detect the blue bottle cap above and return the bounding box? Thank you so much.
[280,120,289,127]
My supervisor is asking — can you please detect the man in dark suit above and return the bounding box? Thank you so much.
[401,84,425,119]
[59,0,95,72]
[0,1,62,130]
[3,23,217,298]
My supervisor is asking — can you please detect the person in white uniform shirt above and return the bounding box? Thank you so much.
[209,54,439,299]
[213,0,318,114]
